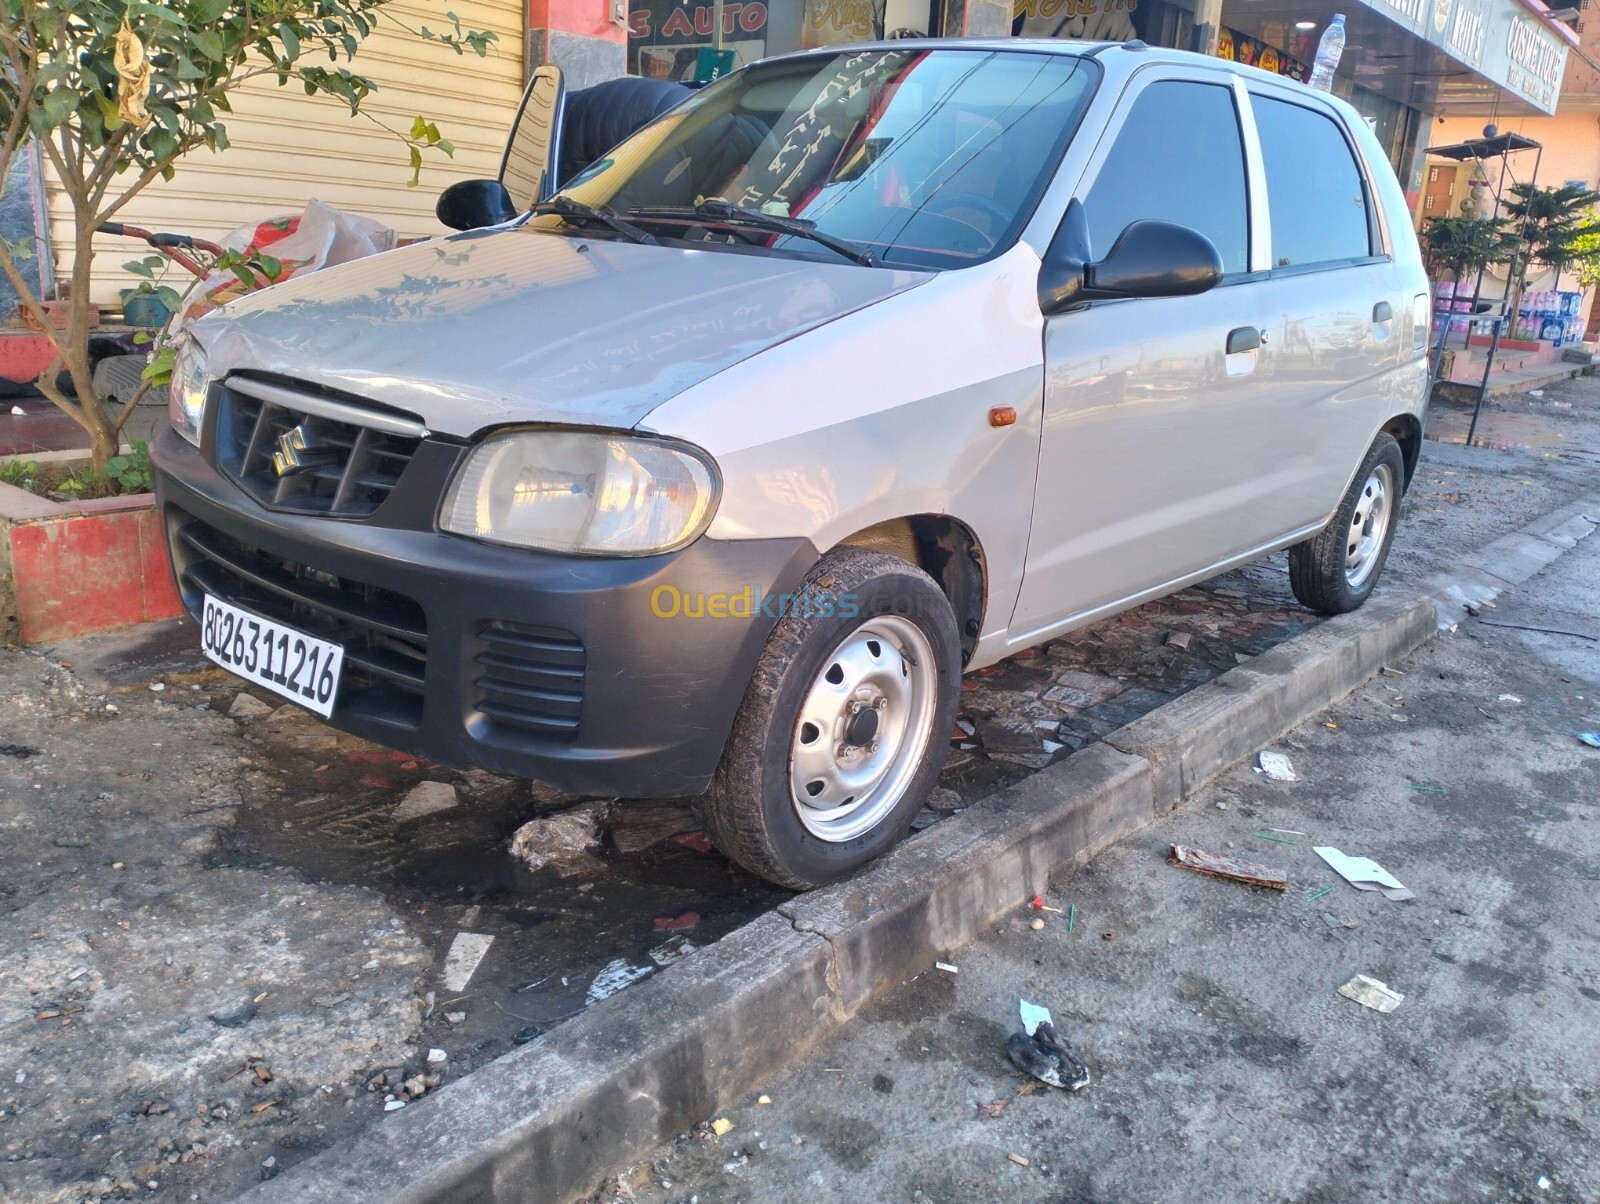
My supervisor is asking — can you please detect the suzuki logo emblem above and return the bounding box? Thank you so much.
[271,423,329,477]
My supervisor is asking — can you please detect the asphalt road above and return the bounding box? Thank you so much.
[2,377,1596,1203]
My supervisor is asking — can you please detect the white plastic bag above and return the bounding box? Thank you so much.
[173,199,396,332]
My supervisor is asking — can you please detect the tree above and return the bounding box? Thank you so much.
[1420,215,1518,290]
[1501,182,1600,306]
[0,0,494,469]
[1571,206,1600,292]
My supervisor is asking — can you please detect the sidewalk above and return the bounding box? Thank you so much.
[619,486,1600,1203]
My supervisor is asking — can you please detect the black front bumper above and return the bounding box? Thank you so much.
[151,425,816,797]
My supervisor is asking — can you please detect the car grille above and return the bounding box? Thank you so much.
[473,621,585,740]
[215,376,425,518]
[173,518,428,728]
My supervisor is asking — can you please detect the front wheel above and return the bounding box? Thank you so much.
[699,548,962,889]
[1289,433,1405,614]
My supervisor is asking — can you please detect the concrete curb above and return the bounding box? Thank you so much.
[246,581,1447,1204]
[249,488,1600,1204]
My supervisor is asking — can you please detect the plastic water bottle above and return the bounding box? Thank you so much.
[1308,14,1345,92]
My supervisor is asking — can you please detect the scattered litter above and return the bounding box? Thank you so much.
[670,831,715,854]
[1007,1000,1090,1091]
[508,801,610,874]
[1528,389,1544,397]
[711,1118,734,1137]
[1407,785,1446,794]
[1254,833,1298,845]
[1029,917,1045,931]
[1267,828,1306,836]
[252,1099,279,1113]
[426,1048,447,1066]
[1379,666,1406,679]
[757,1095,772,1106]
[654,911,699,932]
[148,682,165,693]
[445,1011,466,1024]
[512,1025,541,1045]
[1029,896,1062,913]
[586,958,653,1004]
[1579,733,1600,749]
[648,935,696,967]
[440,932,495,992]
[1256,751,1299,782]
[1008,1153,1032,1167]
[1304,886,1333,903]
[383,1100,406,1112]
[1338,974,1403,1013]
[9,405,23,415]
[1019,1000,1052,1036]
[1066,903,1076,935]
[1498,693,1522,704]
[975,1097,1009,1121]
[935,961,958,974]
[1165,631,1192,650]
[1539,1176,1552,1190]
[393,781,459,823]
[1314,846,1414,901]
[1169,844,1288,891]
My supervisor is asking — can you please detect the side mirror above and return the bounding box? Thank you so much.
[436,179,518,231]
[1086,220,1223,300]
[1038,201,1223,314]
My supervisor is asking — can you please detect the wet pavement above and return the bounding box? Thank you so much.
[7,378,1598,1201]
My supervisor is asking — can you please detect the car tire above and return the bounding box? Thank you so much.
[1289,433,1405,614]
[699,547,962,890]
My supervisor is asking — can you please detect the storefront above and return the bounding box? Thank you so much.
[622,0,1574,214]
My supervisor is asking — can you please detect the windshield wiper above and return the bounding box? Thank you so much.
[528,197,658,246]
[626,200,874,267]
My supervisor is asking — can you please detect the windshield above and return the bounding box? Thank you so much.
[548,48,1098,270]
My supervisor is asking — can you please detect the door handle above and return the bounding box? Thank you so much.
[1373,301,1393,322]
[1226,326,1261,354]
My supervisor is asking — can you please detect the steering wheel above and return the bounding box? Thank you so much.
[911,191,1014,252]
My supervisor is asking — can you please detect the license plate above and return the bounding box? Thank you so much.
[200,594,345,718]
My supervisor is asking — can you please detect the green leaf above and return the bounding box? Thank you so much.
[93,91,127,132]
[192,29,224,60]
[409,114,427,140]
[41,87,77,129]
[407,144,423,187]
[191,0,233,22]
[155,286,184,310]
[191,95,215,124]
[123,258,156,279]
[436,139,454,157]
[279,24,301,60]
[106,457,130,475]
[257,254,282,281]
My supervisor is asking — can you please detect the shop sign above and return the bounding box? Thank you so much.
[1357,0,1568,113]
[630,0,769,78]
[1213,27,1309,82]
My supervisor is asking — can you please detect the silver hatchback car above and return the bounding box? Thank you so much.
[152,40,1429,889]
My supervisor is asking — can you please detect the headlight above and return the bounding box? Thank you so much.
[168,341,209,446]
[440,430,719,556]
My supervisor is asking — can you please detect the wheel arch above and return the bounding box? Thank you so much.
[1381,413,1422,489]
[831,515,987,666]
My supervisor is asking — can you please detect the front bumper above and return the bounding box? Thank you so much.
[151,425,815,797]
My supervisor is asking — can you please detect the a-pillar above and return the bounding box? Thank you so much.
[527,0,626,90]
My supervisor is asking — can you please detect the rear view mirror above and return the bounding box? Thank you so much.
[1086,221,1223,300]
[501,64,567,210]
[436,179,518,231]
[1039,200,1223,314]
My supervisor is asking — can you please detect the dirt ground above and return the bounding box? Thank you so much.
[617,393,1600,1204]
[2,375,1597,1203]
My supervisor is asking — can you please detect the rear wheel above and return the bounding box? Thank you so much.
[1289,433,1404,614]
[700,547,961,889]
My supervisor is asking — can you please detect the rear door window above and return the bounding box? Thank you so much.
[1081,79,1250,276]
[1250,94,1373,270]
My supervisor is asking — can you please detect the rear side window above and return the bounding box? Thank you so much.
[1082,80,1249,276]
[1251,95,1372,269]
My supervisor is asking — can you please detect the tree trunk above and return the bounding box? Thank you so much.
[35,204,121,471]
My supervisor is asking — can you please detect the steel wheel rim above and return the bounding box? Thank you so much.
[788,614,938,843]
[1344,462,1394,590]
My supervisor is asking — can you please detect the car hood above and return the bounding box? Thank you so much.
[194,226,931,437]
